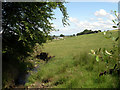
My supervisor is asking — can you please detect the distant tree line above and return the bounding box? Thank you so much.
[49,29,102,40]
[76,29,101,36]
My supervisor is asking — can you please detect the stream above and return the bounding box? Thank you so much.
[14,52,53,88]
[15,63,40,88]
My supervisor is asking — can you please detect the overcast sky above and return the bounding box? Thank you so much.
[50,2,118,36]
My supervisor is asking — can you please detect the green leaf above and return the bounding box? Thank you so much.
[114,11,118,18]
[30,34,33,40]
[2,51,6,54]
[98,48,101,52]
[105,60,108,64]
[115,37,119,41]
[96,56,99,62]
[113,26,117,28]
[112,20,116,24]
[18,36,22,41]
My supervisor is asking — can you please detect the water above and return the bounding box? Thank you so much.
[15,64,40,88]
[25,64,40,83]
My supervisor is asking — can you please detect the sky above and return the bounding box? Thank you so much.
[50,2,118,36]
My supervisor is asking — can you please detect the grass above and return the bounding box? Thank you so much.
[25,30,119,88]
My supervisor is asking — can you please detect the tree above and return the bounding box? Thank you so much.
[98,30,101,32]
[60,34,64,37]
[76,29,101,36]
[2,2,69,88]
[53,35,56,37]
[2,2,69,56]
[73,34,75,36]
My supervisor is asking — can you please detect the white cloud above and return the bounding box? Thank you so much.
[90,18,95,21]
[97,18,103,21]
[95,9,107,17]
[76,18,115,31]
[109,14,115,20]
[94,9,116,20]
[68,10,116,32]
[51,9,117,35]
[69,17,79,23]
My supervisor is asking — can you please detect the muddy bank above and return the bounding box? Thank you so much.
[14,52,55,88]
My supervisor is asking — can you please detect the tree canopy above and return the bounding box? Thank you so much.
[2,2,69,56]
[60,34,64,37]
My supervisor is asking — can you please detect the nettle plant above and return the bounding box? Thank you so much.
[89,11,120,76]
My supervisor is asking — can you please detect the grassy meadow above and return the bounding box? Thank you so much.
[25,30,119,88]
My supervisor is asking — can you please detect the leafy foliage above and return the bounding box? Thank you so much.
[2,2,69,88]
[89,11,120,75]
[2,2,69,56]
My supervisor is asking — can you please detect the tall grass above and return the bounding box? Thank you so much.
[25,31,119,88]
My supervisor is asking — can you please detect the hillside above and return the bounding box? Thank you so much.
[25,30,119,88]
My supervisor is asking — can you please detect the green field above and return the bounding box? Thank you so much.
[26,30,119,88]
